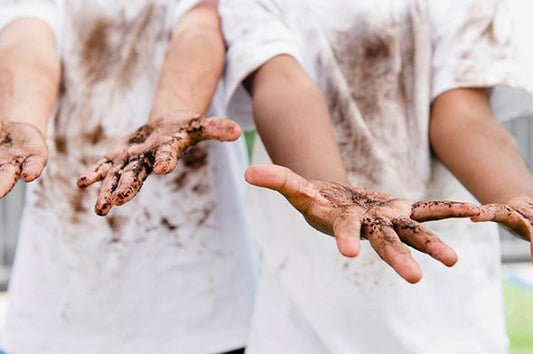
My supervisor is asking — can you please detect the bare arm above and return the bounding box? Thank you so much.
[243,56,479,283]
[430,88,533,204]
[0,18,61,197]
[149,0,224,120]
[0,18,60,134]
[246,55,348,183]
[430,88,533,255]
[78,0,241,215]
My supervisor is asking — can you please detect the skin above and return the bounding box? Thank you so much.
[0,19,61,198]
[430,88,533,261]
[77,114,240,215]
[77,0,240,215]
[244,56,480,283]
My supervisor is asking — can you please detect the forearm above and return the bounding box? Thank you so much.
[149,0,224,120]
[247,55,348,183]
[0,19,60,135]
[430,88,533,204]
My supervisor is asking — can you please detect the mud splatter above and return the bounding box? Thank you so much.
[128,124,154,144]
[81,18,116,84]
[181,143,208,169]
[107,214,125,233]
[0,133,12,146]
[161,217,178,231]
[171,172,187,191]
[319,182,388,208]
[322,7,420,188]
[54,135,67,154]
[83,124,105,145]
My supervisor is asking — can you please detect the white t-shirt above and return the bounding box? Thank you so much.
[221,0,531,353]
[0,1,257,353]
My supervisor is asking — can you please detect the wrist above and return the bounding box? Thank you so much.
[1,117,46,137]
[149,92,205,122]
[148,109,202,124]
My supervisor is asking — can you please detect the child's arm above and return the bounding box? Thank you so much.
[430,87,533,256]
[243,55,479,283]
[77,0,241,216]
[0,18,61,198]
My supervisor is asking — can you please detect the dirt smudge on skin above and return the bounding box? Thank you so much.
[128,124,154,144]
[319,182,389,208]
[0,133,12,146]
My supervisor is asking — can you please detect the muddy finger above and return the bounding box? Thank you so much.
[94,165,123,216]
[473,204,533,241]
[411,201,479,222]
[365,220,422,283]
[153,138,183,174]
[333,211,361,257]
[189,117,241,142]
[21,153,47,182]
[0,162,21,198]
[111,156,152,206]
[394,218,458,267]
[245,164,320,212]
[77,158,113,188]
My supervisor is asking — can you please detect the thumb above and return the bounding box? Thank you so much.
[245,164,319,210]
[195,117,242,142]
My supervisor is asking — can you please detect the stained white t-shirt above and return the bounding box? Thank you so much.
[220,0,531,353]
[0,1,257,353]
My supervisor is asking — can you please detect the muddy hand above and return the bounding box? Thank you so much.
[77,114,241,216]
[0,121,47,198]
[245,164,480,283]
[472,195,533,261]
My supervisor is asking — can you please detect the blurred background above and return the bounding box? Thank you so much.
[1,0,533,353]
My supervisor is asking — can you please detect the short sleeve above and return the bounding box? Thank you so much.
[430,0,533,123]
[169,0,201,24]
[220,0,303,129]
[0,0,62,50]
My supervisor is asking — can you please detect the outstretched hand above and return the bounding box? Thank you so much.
[0,121,47,198]
[472,195,533,261]
[77,113,241,216]
[245,164,480,283]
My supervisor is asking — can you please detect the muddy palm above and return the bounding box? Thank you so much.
[245,164,481,283]
[77,114,241,216]
[0,121,47,198]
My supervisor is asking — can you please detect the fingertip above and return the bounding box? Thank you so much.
[95,202,112,216]
[153,162,170,175]
[396,256,423,284]
[244,164,272,186]
[21,172,39,183]
[76,177,87,189]
[432,242,459,267]
[440,248,459,267]
[337,238,360,258]
[403,265,423,284]
[228,121,242,140]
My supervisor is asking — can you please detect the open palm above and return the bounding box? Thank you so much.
[246,164,480,283]
[0,121,47,198]
[77,114,241,216]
